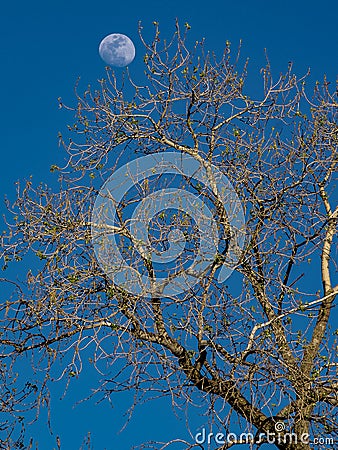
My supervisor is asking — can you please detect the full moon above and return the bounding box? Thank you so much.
[99,33,135,67]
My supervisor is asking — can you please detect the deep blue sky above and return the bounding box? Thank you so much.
[1,0,337,198]
[1,1,337,449]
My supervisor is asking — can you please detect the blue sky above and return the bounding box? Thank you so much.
[1,0,337,449]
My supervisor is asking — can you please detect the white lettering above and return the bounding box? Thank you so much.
[195,428,205,444]
[215,433,225,444]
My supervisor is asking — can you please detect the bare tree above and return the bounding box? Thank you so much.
[1,21,337,450]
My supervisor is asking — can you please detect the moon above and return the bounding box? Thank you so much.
[99,33,135,67]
